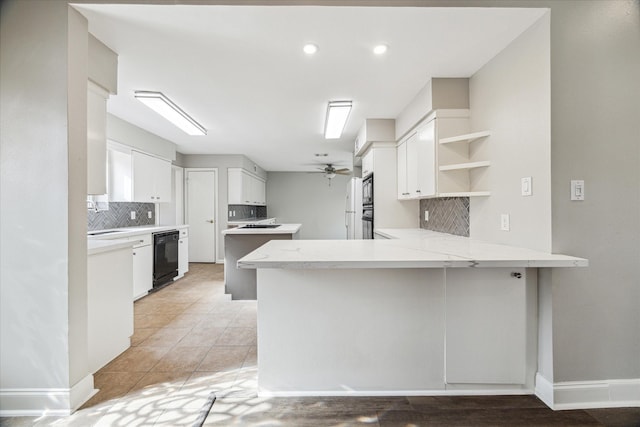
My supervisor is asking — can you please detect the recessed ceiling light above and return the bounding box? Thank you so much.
[303,44,318,55]
[373,44,388,55]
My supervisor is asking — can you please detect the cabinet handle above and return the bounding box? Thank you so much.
[511,272,522,279]
[179,240,183,243]
[206,219,215,223]
[139,239,144,243]
[133,252,136,256]
[416,190,421,193]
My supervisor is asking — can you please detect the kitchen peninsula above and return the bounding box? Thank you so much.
[238,230,587,397]
[222,223,301,299]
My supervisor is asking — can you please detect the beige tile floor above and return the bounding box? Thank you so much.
[2,263,639,426]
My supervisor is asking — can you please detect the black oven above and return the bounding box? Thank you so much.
[362,173,373,206]
[153,230,179,288]
[362,206,374,240]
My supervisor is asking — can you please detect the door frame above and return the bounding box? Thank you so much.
[185,168,219,263]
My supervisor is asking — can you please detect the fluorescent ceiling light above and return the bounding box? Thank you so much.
[303,43,318,55]
[134,91,206,136]
[324,100,352,139]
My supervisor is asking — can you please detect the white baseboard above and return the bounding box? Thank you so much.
[535,372,640,410]
[0,374,96,417]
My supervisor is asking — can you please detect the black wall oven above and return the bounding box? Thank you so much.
[153,230,179,289]
[362,173,374,239]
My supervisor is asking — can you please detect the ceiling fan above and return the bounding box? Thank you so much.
[316,164,351,180]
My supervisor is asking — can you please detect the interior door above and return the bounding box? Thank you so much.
[186,170,217,262]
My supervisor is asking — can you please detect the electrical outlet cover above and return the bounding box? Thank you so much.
[424,210,429,221]
[521,177,532,196]
[130,211,136,220]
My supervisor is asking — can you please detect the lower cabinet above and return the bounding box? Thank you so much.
[444,268,536,385]
[132,237,153,300]
[87,245,133,373]
[177,229,189,278]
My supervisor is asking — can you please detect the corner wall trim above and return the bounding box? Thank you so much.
[0,374,96,417]
[535,373,640,410]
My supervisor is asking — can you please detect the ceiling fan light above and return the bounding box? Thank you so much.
[324,100,352,139]
[135,91,206,136]
[325,172,336,179]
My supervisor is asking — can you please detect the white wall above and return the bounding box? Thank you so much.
[0,0,92,414]
[107,114,176,161]
[267,173,351,240]
[468,12,551,252]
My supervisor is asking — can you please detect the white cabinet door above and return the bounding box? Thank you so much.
[362,150,374,177]
[108,145,133,202]
[132,151,172,203]
[397,139,409,199]
[415,120,436,198]
[132,244,152,300]
[252,176,266,205]
[241,171,253,204]
[87,83,108,195]
[178,236,189,278]
[228,168,243,205]
[445,268,531,385]
[406,133,420,198]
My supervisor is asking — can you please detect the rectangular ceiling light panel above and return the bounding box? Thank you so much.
[134,91,206,136]
[324,100,352,139]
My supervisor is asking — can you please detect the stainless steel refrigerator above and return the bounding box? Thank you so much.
[345,177,363,239]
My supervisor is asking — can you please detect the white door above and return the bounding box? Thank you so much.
[186,170,217,262]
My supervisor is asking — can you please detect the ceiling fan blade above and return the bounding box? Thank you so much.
[336,171,351,175]
[335,168,350,173]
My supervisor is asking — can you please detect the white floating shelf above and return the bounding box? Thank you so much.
[438,191,491,197]
[439,130,491,145]
[439,161,491,171]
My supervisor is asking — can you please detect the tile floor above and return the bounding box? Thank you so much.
[1,263,639,426]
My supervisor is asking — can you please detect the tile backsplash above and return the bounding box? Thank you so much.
[228,204,267,221]
[419,197,469,237]
[88,202,156,231]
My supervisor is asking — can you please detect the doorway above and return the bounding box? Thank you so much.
[186,169,217,263]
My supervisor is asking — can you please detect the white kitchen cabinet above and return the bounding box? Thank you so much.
[132,150,172,202]
[87,82,108,195]
[228,168,266,206]
[132,235,153,300]
[108,144,172,203]
[396,110,483,200]
[87,244,133,372]
[354,119,395,157]
[445,268,535,385]
[361,150,374,178]
[177,228,189,278]
[396,138,409,199]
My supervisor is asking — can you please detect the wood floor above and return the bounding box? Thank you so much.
[1,263,638,426]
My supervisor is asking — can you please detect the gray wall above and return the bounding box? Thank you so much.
[267,173,351,240]
[0,0,91,410]
[468,13,551,252]
[545,0,640,383]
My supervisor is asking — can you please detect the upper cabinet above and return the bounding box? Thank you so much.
[107,143,172,203]
[132,151,172,202]
[396,110,491,200]
[87,82,109,195]
[228,168,266,206]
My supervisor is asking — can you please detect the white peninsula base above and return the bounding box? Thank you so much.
[257,267,537,396]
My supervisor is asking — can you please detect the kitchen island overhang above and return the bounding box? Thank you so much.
[237,231,587,400]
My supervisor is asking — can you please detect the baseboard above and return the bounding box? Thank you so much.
[0,374,96,417]
[259,388,532,398]
[535,372,640,410]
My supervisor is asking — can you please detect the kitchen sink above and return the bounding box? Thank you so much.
[240,224,281,229]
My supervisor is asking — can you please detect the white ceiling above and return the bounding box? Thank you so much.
[75,4,546,172]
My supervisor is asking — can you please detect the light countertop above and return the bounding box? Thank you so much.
[88,238,135,256]
[222,223,301,236]
[227,217,276,225]
[88,224,188,240]
[237,229,588,269]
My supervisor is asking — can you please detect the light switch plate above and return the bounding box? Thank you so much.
[571,180,585,201]
[130,211,136,220]
[521,177,532,196]
[501,214,510,231]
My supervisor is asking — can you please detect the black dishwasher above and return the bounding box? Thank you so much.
[153,230,179,289]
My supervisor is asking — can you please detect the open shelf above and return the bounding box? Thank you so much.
[438,191,491,197]
[439,130,491,145]
[439,160,490,172]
